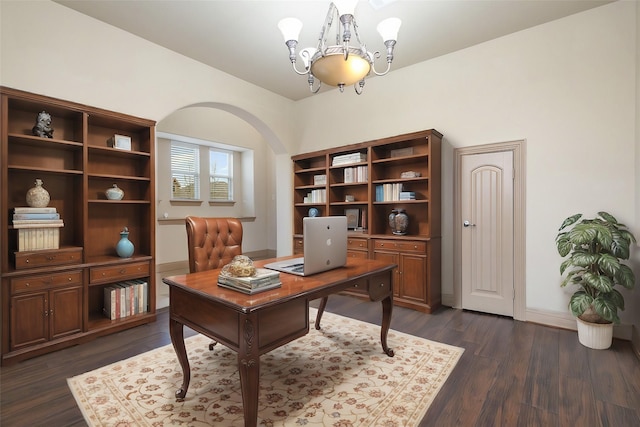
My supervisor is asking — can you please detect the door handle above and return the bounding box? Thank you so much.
[463,220,476,227]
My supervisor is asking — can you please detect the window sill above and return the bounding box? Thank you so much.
[208,200,236,206]
[170,199,203,206]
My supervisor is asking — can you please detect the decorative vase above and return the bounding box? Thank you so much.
[105,184,124,200]
[26,179,50,208]
[576,316,613,350]
[116,227,135,258]
[389,209,409,235]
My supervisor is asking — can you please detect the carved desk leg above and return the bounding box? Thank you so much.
[314,296,328,330]
[380,294,395,357]
[238,316,260,427]
[170,317,191,400]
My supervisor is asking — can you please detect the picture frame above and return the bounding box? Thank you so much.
[345,208,360,229]
[108,134,132,151]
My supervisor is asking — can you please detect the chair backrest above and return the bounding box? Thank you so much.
[185,216,243,273]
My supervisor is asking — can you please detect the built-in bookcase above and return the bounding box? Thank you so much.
[0,87,156,364]
[291,129,442,313]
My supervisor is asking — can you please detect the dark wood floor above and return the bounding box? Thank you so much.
[1,294,639,426]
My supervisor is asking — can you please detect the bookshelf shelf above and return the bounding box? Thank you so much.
[1,87,156,365]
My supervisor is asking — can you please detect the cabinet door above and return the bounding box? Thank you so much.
[50,286,83,339]
[399,253,427,303]
[10,291,48,350]
[372,251,399,297]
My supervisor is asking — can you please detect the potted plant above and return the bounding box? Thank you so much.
[556,211,636,349]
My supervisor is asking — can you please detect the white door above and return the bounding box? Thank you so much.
[460,150,514,316]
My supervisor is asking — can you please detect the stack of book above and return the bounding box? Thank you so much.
[12,207,64,251]
[103,279,149,320]
[332,152,367,166]
[400,191,416,200]
[217,268,281,294]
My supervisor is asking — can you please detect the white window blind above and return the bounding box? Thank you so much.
[209,149,233,200]
[171,142,200,199]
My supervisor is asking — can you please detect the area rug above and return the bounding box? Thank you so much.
[68,309,463,426]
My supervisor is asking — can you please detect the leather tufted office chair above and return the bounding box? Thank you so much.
[185,216,243,350]
[185,216,243,274]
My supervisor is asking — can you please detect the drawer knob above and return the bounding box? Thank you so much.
[25,259,30,263]
[119,269,126,274]
[380,283,385,287]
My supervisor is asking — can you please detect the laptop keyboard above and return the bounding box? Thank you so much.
[288,263,304,273]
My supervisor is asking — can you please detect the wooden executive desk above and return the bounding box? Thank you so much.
[162,257,396,427]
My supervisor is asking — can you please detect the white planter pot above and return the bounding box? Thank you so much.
[576,317,613,349]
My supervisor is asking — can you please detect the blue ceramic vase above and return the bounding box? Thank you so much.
[116,227,134,258]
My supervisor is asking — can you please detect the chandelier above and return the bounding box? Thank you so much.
[278,0,401,95]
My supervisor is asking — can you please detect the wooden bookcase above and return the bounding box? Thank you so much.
[292,129,442,313]
[0,87,156,364]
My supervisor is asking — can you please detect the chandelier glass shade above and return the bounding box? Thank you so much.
[278,1,401,94]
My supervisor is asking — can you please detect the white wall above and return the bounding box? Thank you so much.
[154,107,276,264]
[290,1,639,327]
[1,1,638,329]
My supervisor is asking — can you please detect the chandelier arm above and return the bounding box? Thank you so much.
[308,74,321,93]
[318,2,338,55]
[291,61,310,76]
[284,39,310,75]
[371,60,392,76]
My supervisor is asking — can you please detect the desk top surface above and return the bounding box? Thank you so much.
[162,257,395,311]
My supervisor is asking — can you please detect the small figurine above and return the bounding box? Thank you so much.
[32,111,54,138]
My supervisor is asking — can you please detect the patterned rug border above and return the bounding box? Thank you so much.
[68,308,464,426]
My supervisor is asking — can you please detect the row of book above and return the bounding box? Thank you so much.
[375,183,409,202]
[13,207,64,251]
[217,268,281,294]
[303,189,326,203]
[343,166,368,183]
[103,279,149,320]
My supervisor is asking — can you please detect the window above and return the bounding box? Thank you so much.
[209,149,233,201]
[171,142,200,199]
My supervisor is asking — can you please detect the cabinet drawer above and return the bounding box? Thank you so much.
[347,250,368,259]
[14,247,83,270]
[368,273,393,301]
[11,270,83,294]
[90,261,149,284]
[373,239,426,253]
[347,238,368,251]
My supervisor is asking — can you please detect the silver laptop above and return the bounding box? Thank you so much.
[264,216,348,276]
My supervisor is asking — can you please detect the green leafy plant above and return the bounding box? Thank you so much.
[556,212,636,324]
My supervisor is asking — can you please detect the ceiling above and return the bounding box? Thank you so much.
[54,0,612,101]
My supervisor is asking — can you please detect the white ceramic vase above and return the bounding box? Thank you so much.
[26,179,50,207]
[576,317,613,350]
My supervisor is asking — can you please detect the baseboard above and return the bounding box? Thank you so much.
[526,308,632,341]
[632,326,640,359]
[441,293,455,308]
